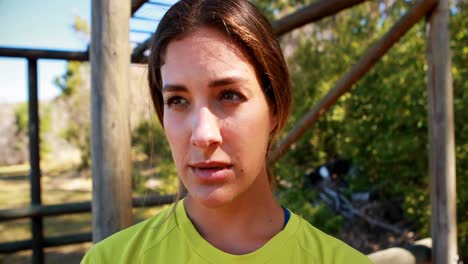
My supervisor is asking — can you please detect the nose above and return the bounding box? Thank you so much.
[190,107,222,148]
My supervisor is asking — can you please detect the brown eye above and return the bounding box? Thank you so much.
[165,96,189,109]
[220,90,244,102]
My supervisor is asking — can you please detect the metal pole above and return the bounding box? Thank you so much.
[28,58,44,264]
[426,0,458,263]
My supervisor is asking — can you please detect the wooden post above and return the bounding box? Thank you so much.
[28,58,44,264]
[90,0,132,242]
[272,0,368,36]
[426,0,458,263]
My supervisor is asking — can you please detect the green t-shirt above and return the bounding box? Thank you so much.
[81,201,371,263]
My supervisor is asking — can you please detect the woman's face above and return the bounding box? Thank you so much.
[161,27,277,208]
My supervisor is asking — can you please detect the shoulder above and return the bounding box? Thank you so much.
[81,204,178,264]
[290,213,372,263]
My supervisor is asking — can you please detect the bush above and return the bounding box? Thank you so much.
[131,120,178,194]
[14,103,52,159]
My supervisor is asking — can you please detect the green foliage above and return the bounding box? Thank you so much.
[54,16,91,169]
[132,121,172,160]
[131,120,178,194]
[54,59,91,169]
[53,61,82,97]
[72,15,90,44]
[13,103,52,158]
[60,122,90,170]
[14,103,28,138]
[72,15,89,35]
[40,106,52,156]
[264,0,467,258]
[451,1,468,258]
[253,0,314,21]
[278,187,344,235]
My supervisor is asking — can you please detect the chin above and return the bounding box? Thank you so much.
[188,185,237,209]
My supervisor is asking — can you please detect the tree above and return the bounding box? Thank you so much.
[254,0,466,258]
[54,16,91,169]
[13,103,52,161]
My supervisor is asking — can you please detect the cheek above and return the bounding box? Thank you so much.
[224,109,271,150]
[163,116,187,163]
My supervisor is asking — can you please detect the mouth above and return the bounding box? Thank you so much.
[189,161,233,183]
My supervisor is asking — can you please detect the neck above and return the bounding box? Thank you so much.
[183,174,284,254]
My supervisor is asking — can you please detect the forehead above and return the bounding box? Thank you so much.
[167,27,246,60]
[161,27,255,83]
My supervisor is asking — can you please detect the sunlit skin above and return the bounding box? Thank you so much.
[161,27,284,254]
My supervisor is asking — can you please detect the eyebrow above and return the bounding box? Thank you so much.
[208,76,246,88]
[162,76,247,92]
[162,84,186,92]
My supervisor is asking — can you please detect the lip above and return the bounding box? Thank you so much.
[189,161,233,183]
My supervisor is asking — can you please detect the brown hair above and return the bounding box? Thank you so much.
[148,0,291,186]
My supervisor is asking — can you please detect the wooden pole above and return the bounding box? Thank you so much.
[426,0,458,263]
[272,0,368,36]
[28,58,44,264]
[91,0,132,242]
[269,0,437,163]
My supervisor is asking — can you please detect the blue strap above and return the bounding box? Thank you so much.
[282,206,290,228]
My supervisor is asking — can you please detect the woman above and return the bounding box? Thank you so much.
[82,0,371,263]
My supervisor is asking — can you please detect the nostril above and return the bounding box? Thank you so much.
[190,129,222,148]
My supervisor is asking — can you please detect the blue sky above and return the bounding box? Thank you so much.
[0,0,90,103]
[0,0,174,104]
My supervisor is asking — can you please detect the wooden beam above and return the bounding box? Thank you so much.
[272,0,368,36]
[146,1,173,8]
[132,15,156,22]
[0,47,88,61]
[131,37,152,63]
[0,202,89,221]
[132,0,148,15]
[131,29,154,34]
[0,233,92,253]
[426,0,458,263]
[0,194,176,222]
[0,46,151,64]
[131,0,369,63]
[269,0,437,163]
[91,0,132,242]
[27,58,44,264]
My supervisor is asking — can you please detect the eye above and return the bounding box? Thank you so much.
[219,89,245,102]
[164,96,189,110]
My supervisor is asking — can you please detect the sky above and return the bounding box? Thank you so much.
[0,0,174,104]
[0,0,90,103]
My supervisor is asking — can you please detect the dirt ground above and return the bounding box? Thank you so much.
[0,243,91,264]
[0,163,168,264]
